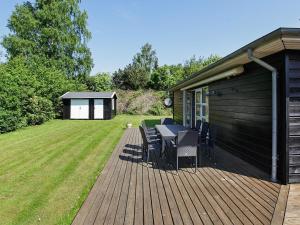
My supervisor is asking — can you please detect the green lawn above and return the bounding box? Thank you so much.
[0,115,164,225]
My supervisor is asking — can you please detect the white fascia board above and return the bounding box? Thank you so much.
[180,66,244,91]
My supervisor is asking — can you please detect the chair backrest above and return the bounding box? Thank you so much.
[200,122,209,139]
[141,120,147,130]
[195,119,202,131]
[177,130,198,157]
[139,126,148,149]
[161,118,174,125]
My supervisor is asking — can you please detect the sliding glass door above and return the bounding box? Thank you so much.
[195,87,209,124]
[183,91,192,127]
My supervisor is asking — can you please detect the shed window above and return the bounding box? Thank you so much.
[195,87,209,124]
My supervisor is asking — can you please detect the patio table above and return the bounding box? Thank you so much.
[155,124,187,155]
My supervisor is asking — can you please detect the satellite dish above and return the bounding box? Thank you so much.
[164,98,172,107]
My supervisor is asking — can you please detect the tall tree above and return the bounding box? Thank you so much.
[2,0,93,79]
[86,72,112,91]
[133,43,158,82]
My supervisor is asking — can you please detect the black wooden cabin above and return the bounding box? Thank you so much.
[170,28,300,184]
[61,92,117,120]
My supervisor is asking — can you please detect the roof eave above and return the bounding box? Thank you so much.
[169,27,300,91]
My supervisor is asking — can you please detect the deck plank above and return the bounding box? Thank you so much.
[72,128,288,225]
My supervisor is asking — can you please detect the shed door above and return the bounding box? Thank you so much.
[94,99,104,119]
[70,99,89,119]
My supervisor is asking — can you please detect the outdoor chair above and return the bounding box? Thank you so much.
[141,120,158,136]
[139,126,160,166]
[198,121,209,164]
[161,118,174,125]
[168,130,198,172]
[194,119,202,131]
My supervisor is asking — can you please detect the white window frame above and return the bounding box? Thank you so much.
[194,86,209,126]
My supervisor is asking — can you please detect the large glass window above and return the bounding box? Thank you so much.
[195,87,209,124]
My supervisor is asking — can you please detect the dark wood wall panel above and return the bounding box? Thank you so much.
[63,99,70,119]
[173,90,183,124]
[89,99,94,119]
[286,51,300,183]
[208,52,285,175]
[104,98,112,120]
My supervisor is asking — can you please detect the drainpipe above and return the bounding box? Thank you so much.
[247,49,277,182]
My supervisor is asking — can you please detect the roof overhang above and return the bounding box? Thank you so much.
[181,66,244,90]
[170,28,300,91]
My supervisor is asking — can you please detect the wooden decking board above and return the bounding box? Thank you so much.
[114,128,139,225]
[103,129,137,225]
[203,167,265,225]
[142,162,154,225]
[197,168,248,225]
[215,169,273,220]
[272,185,290,225]
[73,128,289,225]
[177,170,214,225]
[72,130,131,225]
[80,131,129,225]
[152,153,183,225]
[172,170,204,225]
[195,168,244,225]
[163,164,194,225]
[147,159,164,225]
[134,148,144,225]
[182,169,224,225]
[123,131,138,225]
[210,167,271,225]
[152,170,174,225]
[187,168,234,225]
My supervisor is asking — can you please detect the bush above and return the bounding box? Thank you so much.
[116,89,171,116]
[0,56,84,133]
[0,110,26,133]
[25,96,55,125]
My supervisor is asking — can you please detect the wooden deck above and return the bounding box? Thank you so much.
[72,128,289,225]
[284,184,300,225]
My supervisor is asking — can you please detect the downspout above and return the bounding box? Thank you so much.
[247,49,277,182]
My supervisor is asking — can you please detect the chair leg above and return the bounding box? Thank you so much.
[195,155,197,173]
[177,156,178,172]
[147,149,149,167]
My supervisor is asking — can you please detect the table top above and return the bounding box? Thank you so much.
[155,124,186,139]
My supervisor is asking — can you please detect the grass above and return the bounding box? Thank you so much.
[0,115,165,225]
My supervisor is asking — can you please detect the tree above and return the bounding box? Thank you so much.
[112,64,148,90]
[183,54,221,78]
[149,65,176,90]
[86,72,112,91]
[132,43,158,84]
[2,0,93,79]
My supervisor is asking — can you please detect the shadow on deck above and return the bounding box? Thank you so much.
[72,128,288,225]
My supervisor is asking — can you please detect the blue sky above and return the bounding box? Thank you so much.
[1,0,300,74]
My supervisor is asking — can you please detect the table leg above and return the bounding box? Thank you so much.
[161,137,165,156]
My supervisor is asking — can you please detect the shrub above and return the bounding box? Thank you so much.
[116,89,172,115]
[0,110,26,133]
[25,96,55,125]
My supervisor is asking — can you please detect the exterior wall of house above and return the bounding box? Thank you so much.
[173,51,288,182]
[173,90,183,124]
[208,52,285,177]
[286,51,300,183]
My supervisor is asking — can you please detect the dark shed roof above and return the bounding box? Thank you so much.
[61,92,116,99]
